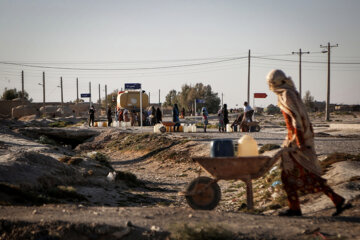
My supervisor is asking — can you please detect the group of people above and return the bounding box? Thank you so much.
[199,102,254,133]
[88,105,162,127]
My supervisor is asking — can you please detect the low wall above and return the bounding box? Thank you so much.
[0,100,101,119]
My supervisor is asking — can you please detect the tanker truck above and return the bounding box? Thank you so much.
[117,90,149,111]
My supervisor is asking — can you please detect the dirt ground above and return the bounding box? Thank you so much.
[0,112,360,239]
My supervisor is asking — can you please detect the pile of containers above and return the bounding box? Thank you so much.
[153,123,197,133]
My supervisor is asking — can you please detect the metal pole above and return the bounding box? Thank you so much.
[89,82,91,107]
[292,49,309,98]
[42,72,45,117]
[105,84,108,110]
[76,78,79,103]
[98,83,101,107]
[149,92,150,104]
[21,70,24,103]
[140,88,143,129]
[60,77,63,109]
[247,49,251,104]
[320,42,338,121]
[299,49,302,98]
[221,93,223,106]
[158,89,160,107]
[194,99,197,116]
[326,43,331,121]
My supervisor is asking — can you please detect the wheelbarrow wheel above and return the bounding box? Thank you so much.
[185,176,221,210]
[254,125,261,132]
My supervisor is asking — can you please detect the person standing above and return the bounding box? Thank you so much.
[107,106,112,127]
[123,109,130,123]
[118,108,124,122]
[172,103,180,132]
[156,107,162,123]
[181,107,186,119]
[217,108,225,132]
[223,104,229,131]
[150,106,156,126]
[201,107,209,133]
[88,105,95,127]
[267,69,351,217]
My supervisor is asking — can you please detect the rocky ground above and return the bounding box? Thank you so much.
[0,112,359,239]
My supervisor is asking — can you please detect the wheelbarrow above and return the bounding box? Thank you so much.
[240,121,261,132]
[180,151,282,210]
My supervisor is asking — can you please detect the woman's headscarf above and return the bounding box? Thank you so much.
[201,107,208,116]
[267,69,322,176]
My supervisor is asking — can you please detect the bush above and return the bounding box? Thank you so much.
[264,104,281,115]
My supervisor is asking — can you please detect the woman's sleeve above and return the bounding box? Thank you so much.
[282,91,306,148]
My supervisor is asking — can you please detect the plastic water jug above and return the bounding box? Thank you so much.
[210,139,234,157]
[226,124,233,132]
[191,124,197,132]
[237,135,259,157]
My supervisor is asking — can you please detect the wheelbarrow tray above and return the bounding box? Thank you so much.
[244,121,260,127]
[192,156,274,181]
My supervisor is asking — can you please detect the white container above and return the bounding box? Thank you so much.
[183,125,189,133]
[237,135,259,157]
[226,124,233,132]
[191,124,197,133]
[154,124,162,133]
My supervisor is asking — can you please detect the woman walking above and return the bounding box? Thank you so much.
[267,69,351,216]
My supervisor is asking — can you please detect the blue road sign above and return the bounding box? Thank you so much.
[196,99,205,103]
[80,93,91,98]
[125,83,141,90]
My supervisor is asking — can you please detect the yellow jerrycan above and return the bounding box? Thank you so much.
[237,135,259,157]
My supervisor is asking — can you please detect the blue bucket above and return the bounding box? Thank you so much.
[210,139,234,157]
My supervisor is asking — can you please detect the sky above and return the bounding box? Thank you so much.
[1,0,360,108]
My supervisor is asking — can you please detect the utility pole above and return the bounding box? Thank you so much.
[105,84,108,110]
[247,49,251,104]
[42,72,45,117]
[76,78,79,103]
[89,82,92,107]
[98,84,101,107]
[221,92,223,106]
[149,92,151,104]
[21,70,24,103]
[76,78,79,118]
[60,77,63,109]
[292,48,310,98]
[320,42,338,121]
[158,89,160,107]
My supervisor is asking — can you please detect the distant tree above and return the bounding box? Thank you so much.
[164,90,179,107]
[1,88,31,101]
[264,104,281,115]
[303,90,315,112]
[164,83,220,114]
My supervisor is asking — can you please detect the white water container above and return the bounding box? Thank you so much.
[237,134,259,157]
[183,125,189,133]
[226,124,233,132]
[154,124,162,133]
[191,124,197,133]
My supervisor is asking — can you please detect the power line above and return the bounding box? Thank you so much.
[0,57,247,71]
[252,56,360,64]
